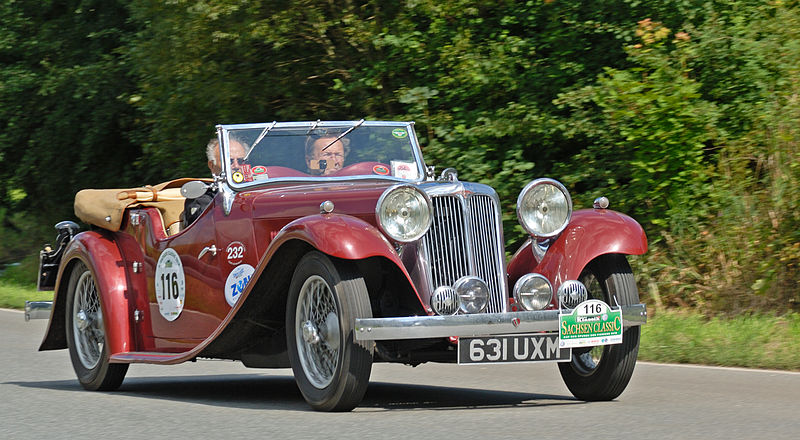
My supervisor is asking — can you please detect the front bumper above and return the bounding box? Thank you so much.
[354,303,646,341]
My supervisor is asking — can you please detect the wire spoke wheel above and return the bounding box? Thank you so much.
[558,254,641,401]
[66,261,128,391]
[295,275,340,388]
[72,271,104,370]
[569,271,606,376]
[287,252,373,411]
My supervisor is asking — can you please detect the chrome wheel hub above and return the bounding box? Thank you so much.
[302,321,320,344]
[76,310,90,331]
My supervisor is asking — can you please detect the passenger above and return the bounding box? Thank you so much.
[208,137,248,174]
[305,136,347,176]
[182,137,247,227]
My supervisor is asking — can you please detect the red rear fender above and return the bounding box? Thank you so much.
[39,230,136,355]
[508,209,647,288]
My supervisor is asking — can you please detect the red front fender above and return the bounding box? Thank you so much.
[267,213,398,261]
[508,209,647,288]
[264,213,422,300]
[39,230,134,356]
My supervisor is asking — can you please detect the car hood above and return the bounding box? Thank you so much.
[246,180,399,223]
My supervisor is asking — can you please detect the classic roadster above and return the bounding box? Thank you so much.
[30,120,647,411]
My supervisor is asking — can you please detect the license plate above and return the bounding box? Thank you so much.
[457,333,571,364]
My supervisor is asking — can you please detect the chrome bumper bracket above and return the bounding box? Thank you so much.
[24,301,53,321]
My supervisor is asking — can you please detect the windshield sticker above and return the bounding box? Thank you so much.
[225,263,255,307]
[240,164,253,182]
[226,241,246,265]
[391,160,419,180]
[251,165,269,181]
[231,171,244,183]
[373,164,390,175]
[154,248,186,322]
[391,128,408,139]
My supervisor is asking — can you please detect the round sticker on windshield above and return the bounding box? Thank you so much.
[231,171,244,183]
[154,248,185,321]
[373,165,390,175]
[391,128,408,139]
[225,264,255,307]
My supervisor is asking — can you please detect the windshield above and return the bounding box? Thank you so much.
[216,121,425,188]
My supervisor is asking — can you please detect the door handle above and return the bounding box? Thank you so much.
[198,245,217,259]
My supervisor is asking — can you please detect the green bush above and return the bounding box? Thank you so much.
[556,3,800,314]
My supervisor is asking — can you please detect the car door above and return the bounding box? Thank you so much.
[211,191,259,312]
[146,195,228,351]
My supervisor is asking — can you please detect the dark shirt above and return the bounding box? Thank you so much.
[181,188,215,228]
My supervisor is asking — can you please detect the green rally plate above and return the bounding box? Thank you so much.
[558,299,623,349]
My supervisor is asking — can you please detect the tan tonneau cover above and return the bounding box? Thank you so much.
[74,178,212,232]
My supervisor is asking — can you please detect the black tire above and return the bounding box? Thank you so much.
[558,254,640,401]
[65,262,128,391]
[286,252,374,411]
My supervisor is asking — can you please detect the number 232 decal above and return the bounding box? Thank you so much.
[226,241,245,265]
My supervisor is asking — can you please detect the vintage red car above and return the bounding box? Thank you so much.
[30,120,647,411]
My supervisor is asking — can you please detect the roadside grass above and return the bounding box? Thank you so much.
[640,310,800,371]
[0,281,52,309]
[0,255,50,309]
[2,268,797,371]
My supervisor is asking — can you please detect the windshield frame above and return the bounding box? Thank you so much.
[215,120,427,191]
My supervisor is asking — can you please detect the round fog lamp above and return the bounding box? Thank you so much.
[430,286,459,316]
[513,274,553,311]
[453,276,489,314]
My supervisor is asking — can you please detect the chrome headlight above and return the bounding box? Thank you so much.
[516,178,572,238]
[454,276,489,314]
[376,185,432,243]
[513,274,553,311]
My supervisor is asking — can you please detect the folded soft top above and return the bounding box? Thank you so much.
[74,178,211,231]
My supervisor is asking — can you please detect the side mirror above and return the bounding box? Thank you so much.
[181,181,210,199]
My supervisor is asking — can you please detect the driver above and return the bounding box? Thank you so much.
[305,136,347,176]
[182,137,247,228]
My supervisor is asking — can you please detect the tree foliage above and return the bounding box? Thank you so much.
[0,0,797,312]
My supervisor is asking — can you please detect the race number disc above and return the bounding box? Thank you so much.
[225,264,254,307]
[155,248,186,321]
[226,241,246,265]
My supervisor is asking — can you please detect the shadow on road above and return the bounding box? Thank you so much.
[6,374,582,412]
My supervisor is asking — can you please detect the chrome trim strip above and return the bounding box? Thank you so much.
[354,304,647,341]
[220,182,235,216]
[24,301,53,321]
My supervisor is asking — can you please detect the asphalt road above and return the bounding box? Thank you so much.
[2,308,798,439]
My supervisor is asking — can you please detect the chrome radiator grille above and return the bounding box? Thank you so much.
[421,194,507,313]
